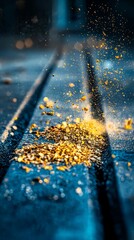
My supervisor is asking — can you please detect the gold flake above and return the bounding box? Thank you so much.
[69,83,75,88]
[127,162,131,167]
[29,123,38,133]
[39,104,45,110]
[124,118,133,130]
[57,166,68,171]
[80,96,86,101]
[44,178,50,184]
[45,101,54,109]
[22,166,32,173]
[44,165,53,170]
[43,97,49,102]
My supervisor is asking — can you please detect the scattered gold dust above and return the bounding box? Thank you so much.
[74,118,81,123]
[14,119,106,170]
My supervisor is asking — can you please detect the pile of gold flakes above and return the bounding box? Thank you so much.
[14,119,106,170]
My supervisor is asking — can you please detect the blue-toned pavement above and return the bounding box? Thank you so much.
[0,36,133,239]
[0,50,102,240]
[0,49,54,135]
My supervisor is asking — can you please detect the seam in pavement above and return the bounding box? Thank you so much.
[85,49,128,240]
[0,47,62,183]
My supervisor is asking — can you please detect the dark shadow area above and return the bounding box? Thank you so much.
[85,50,105,122]
[0,49,61,183]
[86,51,128,239]
[86,0,134,46]
[94,146,128,240]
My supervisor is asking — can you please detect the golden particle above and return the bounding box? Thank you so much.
[44,178,50,184]
[75,187,83,196]
[39,104,45,110]
[22,166,32,173]
[69,83,75,88]
[80,96,86,101]
[124,118,133,130]
[127,162,131,167]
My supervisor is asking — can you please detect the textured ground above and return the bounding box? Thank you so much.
[0,36,133,240]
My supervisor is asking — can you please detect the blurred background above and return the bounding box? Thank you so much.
[0,0,133,131]
[0,0,133,48]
